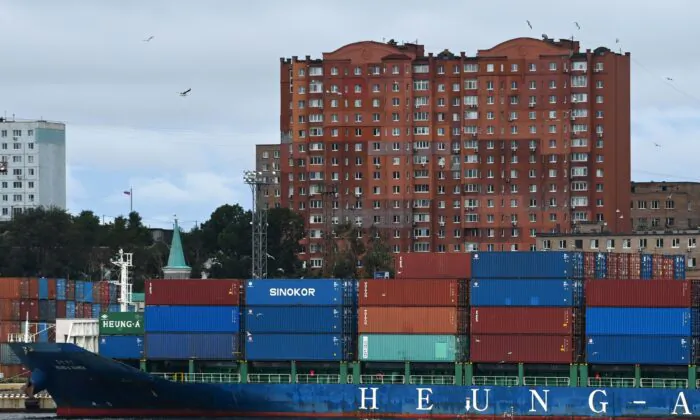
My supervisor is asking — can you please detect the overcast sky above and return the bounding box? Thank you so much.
[1,0,698,229]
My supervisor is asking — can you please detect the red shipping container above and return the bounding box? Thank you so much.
[56,300,67,318]
[82,303,92,318]
[586,279,691,307]
[95,282,110,305]
[0,322,20,342]
[583,252,595,279]
[358,307,460,334]
[47,278,57,300]
[662,256,675,281]
[358,279,460,306]
[0,365,29,380]
[394,253,470,279]
[470,334,573,364]
[75,303,84,318]
[28,278,39,299]
[629,253,641,279]
[470,307,573,335]
[0,278,24,299]
[145,279,242,306]
[617,253,631,280]
[652,255,664,280]
[0,299,20,321]
[19,300,39,322]
[65,280,76,300]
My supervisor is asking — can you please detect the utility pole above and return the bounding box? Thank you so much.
[244,170,272,279]
[321,183,338,277]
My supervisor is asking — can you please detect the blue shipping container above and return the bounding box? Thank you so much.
[83,282,94,303]
[471,251,583,279]
[92,304,102,318]
[594,253,608,279]
[245,333,348,361]
[37,323,49,343]
[38,277,49,300]
[244,279,353,306]
[65,301,76,319]
[675,255,687,280]
[145,306,240,333]
[470,279,577,307]
[586,308,692,336]
[641,254,653,280]
[75,281,85,302]
[109,284,118,303]
[56,278,66,301]
[145,333,239,360]
[108,304,120,312]
[245,306,347,333]
[587,336,693,365]
[99,335,144,359]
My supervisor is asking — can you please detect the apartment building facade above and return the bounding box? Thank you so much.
[630,181,700,231]
[254,144,282,209]
[0,118,66,221]
[278,37,631,270]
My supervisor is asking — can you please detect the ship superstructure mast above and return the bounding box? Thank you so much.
[110,248,133,312]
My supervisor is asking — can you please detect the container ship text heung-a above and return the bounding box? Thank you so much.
[9,251,700,418]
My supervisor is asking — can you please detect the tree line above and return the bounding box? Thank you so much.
[0,205,394,292]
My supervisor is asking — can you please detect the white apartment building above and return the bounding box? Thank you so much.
[0,118,66,220]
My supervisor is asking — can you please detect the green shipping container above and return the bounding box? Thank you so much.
[358,334,464,362]
[99,312,144,336]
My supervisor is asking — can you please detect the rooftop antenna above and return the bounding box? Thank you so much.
[111,249,134,312]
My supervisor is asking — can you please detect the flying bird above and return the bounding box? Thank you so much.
[526,20,533,29]
[143,36,154,42]
[665,77,674,82]
[615,38,620,44]
[574,22,581,30]
[653,142,662,148]
[179,88,191,97]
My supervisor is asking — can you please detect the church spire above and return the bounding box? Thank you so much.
[163,215,192,279]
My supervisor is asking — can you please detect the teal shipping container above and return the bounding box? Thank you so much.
[358,334,464,362]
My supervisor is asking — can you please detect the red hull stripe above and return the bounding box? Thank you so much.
[56,407,645,419]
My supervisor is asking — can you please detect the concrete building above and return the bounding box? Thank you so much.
[278,37,631,270]
[630,181,700,231]
[254,144,281,209]
[0,117,66,220]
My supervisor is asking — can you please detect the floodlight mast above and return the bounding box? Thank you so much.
[244,170,272,279]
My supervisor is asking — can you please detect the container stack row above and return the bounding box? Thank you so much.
[583,252,685,280]
[244,279,355,361]
[357,279,467,362]
[585,279,697,365]
[143,279,242,360]
[469,252,583,364]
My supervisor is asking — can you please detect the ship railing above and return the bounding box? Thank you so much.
[640,378,688,388]
[151,373,241,383]
[587,377,635,388]
[409,375,456,385]
[472,376,519,386]
[522,376,571,387]
[359,374,405,384]
[247,374,292,384]
[295,374,341,384]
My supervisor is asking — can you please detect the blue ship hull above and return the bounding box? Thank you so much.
[9,342,700,418]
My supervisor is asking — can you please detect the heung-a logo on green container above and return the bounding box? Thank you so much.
[99,312,144,335]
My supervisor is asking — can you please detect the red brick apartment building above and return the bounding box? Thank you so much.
[278,36,631,270]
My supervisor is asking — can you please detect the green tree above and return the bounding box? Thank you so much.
[198,204,252,278]
[362,226,395,278]
[266,207,304,277]
[329,222,365,279]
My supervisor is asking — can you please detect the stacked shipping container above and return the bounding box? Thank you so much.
[585,279,696,365]
[144,279,242,360]
[469,251,583,364]
[98,312,145,359]
[583,252,685,280]
[244,279,354,361]
[357,279,467,362]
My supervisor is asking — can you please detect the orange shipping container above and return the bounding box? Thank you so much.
[358,306,461,334]
[0,278,23,300]
[0,322,21,342]
[28,278,39,299]
[0,300,20,321]
[48,278,57,300]
[394,253,471,279]
[0,364,29,381]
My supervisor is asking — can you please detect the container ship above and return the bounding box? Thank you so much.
[8,250,700,417]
